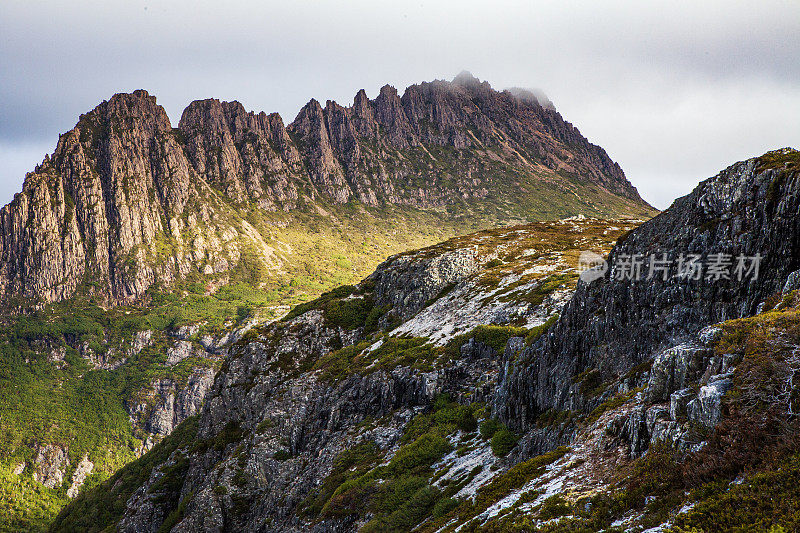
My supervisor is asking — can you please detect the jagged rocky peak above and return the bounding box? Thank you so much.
[178,96,303,202]
[505,86,556,111]
[0,88,193,305]
[350,88,376,137]
[452,69,484,87]
[280,72,645,201]
[0,75,655,307]
[76,89,171,135]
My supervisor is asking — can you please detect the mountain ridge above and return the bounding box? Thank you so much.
[0,73,653,308]
[0,74,656,531]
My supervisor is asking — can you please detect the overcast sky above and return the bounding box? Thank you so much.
[1,0,798,209]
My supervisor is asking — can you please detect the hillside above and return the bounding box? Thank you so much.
[0,74,655,531]
[2,218,636,532]
[52,148,800,532]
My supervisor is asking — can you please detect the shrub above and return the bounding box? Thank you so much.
[462,325,528,354]
[302,440,382,516]
[388,434,452,476]
[283,285,369,328]
[362,482,440,532]
[364,305,390,333]
[491,428,519,457]
[50,417,199,533]
[479,419,502,440]
[539,494,572,520]
[324,297,373,330]
[432,497,460,518]
[402,395,479,443]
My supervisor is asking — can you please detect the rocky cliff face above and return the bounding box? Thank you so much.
[0,90,256,306]
[0,73,651,308]
[496,148,800,430]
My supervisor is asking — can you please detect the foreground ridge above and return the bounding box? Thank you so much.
[55,149,800,532]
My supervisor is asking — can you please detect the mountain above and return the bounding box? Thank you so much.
[53,149,800,532]
[0,74,656,531]
[0,72,651,308]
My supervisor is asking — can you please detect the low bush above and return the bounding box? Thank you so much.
[479,419,502,440]
[538,494,572,520]
[490,428,519,457]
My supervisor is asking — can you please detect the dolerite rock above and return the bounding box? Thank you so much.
[178,98,304,208]
[116,310,441,532]
[783,268,800,293]
[645,343,710,403]
[31,444,69,489]
[0,74,651,307]
[687,373,734,429]
[0,90,254,306]
[374,84,416,148]
[287,99,349,202]
[0,90,185,304]
[600,319,747,458]
[66,456,94,498]
[372,247,480,320]
[497,149,800,430]
[128,366,217,437]
[669,388,694,420]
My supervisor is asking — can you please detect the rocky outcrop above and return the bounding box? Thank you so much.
[602,324,740,457]
[0,74,651,307]
[31,444,69,489]
[128,366,217,437]
[372,248,479,320]
[66,456,94,498]
[497,149,800,429]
